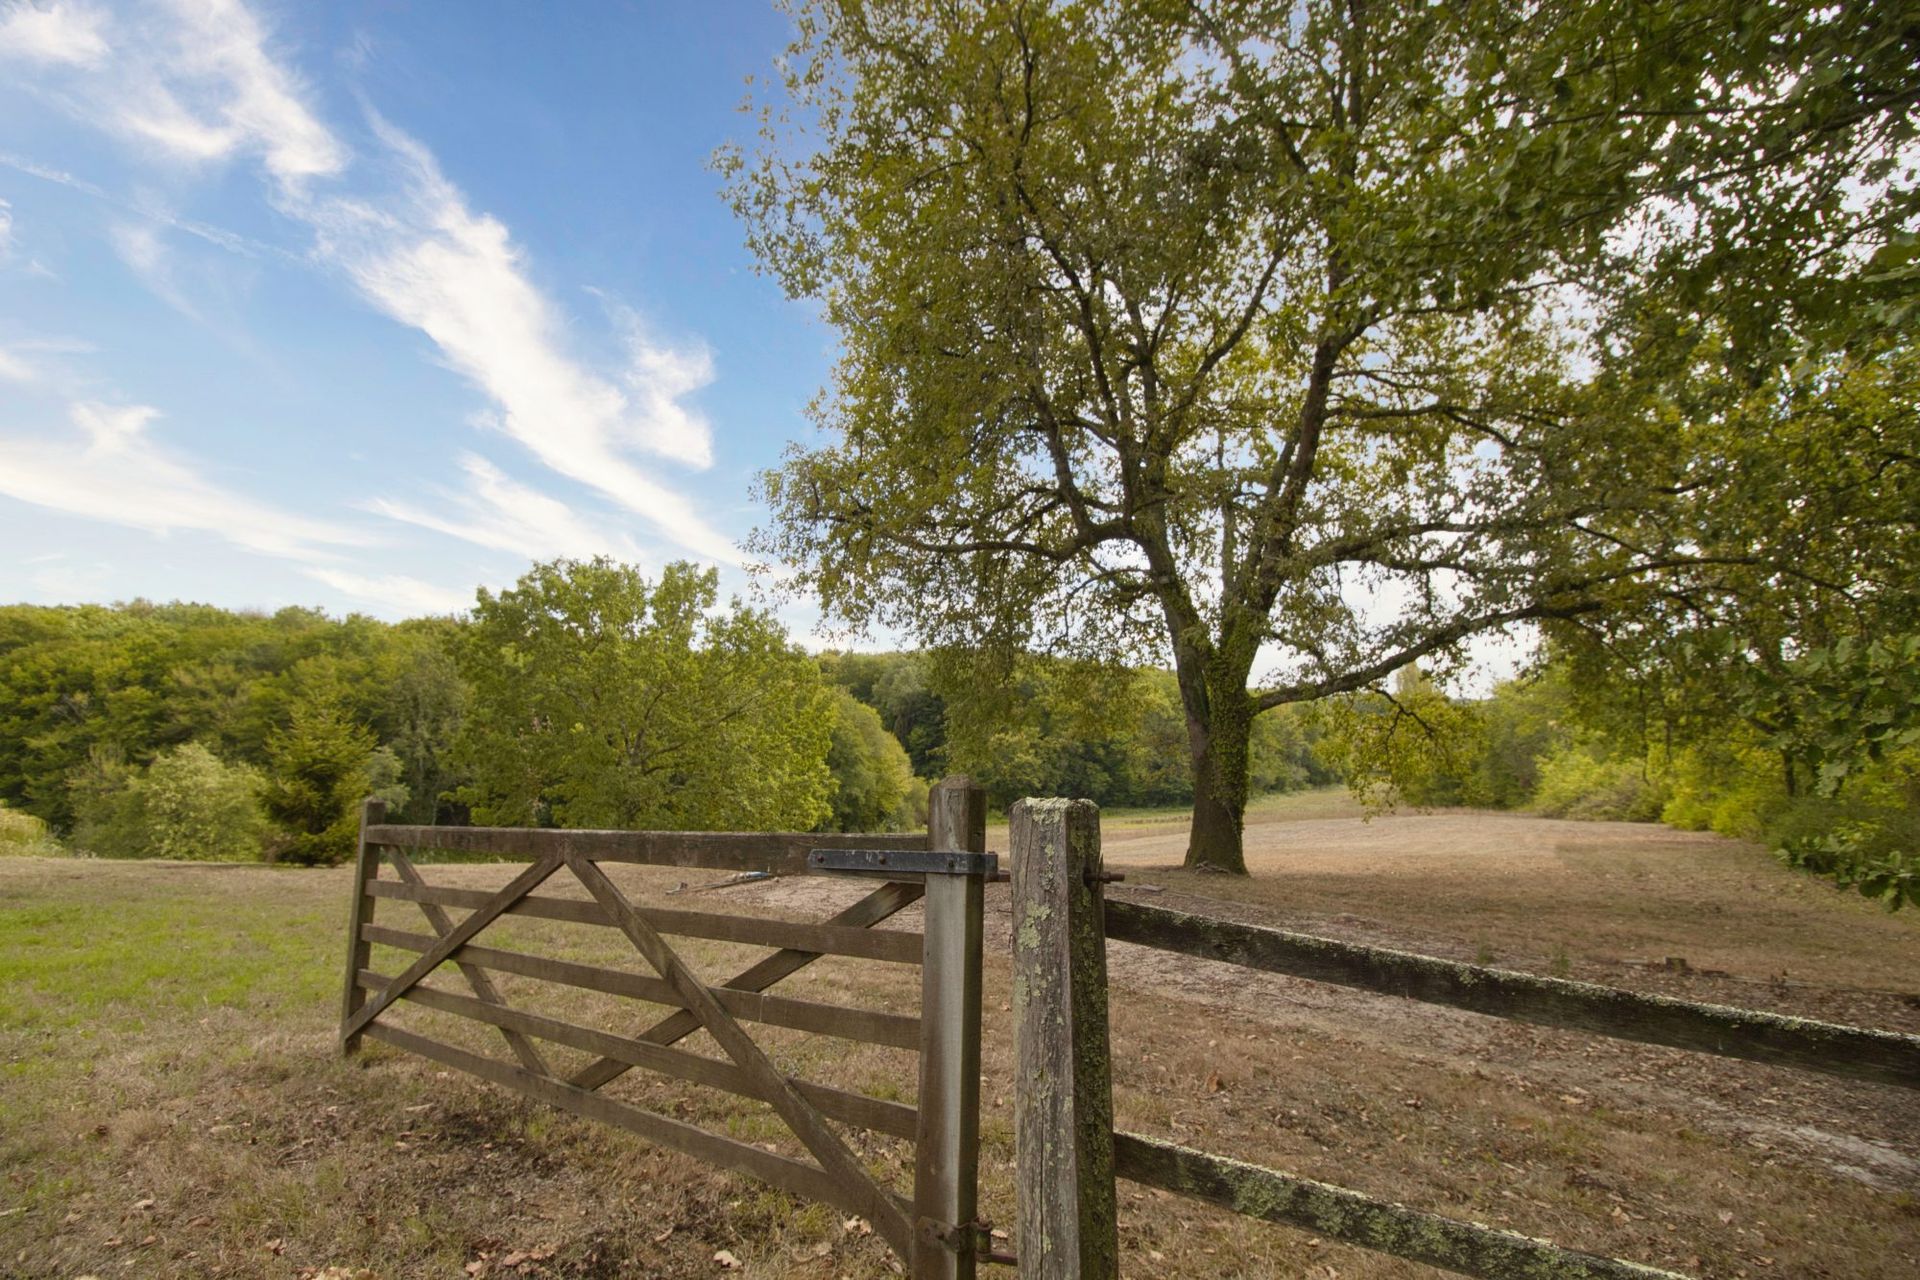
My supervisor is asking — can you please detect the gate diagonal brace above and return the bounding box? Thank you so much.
[563,851,913,1255]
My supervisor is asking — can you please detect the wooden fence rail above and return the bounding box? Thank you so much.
[1009,797,1920,1280]
[340,778,995,1277]
[1105,899,1920,1090]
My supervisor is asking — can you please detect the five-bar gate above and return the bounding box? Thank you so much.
[339,777,995,1279]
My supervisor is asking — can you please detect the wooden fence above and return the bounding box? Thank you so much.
[339,777,998,1280]
[1007,797,1920,1280]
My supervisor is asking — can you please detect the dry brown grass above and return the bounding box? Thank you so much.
[2,801,1917,1278]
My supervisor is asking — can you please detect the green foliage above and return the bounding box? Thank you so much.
[1530,748,1664,824]
[66,742,267,862]
[822,691,921,832]
[727,0,1912,872]
[0,802,63,858]
[454,558,834,832]
[818,651,947,776]
[930,654,1329,810]
[261,696,377,866]
[136,743,269,861]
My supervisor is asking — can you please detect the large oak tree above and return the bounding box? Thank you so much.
[727,1,1918,872]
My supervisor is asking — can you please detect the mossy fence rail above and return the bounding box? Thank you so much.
[1005,797,1920,1280]
[340,777,999,1280]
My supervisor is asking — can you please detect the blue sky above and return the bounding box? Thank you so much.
[0,1,833,623]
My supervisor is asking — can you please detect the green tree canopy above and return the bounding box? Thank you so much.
[454,558,835,832]
[726,0,1917,872]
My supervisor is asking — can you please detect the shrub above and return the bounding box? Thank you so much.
[0,803,64,857]
[138,743,269,861]
[65,742,267,861]
[1530,746,1664,822]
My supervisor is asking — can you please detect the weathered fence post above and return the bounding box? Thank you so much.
[339,796,385,1055]
[914,776,988,1280]
[1010,798,1117,1280]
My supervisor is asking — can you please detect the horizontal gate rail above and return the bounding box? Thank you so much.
[364,822,927,873]
[364,878,924,963]
[356,970,918,1138]
[363,1022,907,1221]
[1104,899,1920,1090]
[1113,1133,1686,1280]
[362,924,920,1048]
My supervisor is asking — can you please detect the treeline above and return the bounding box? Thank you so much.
[1327,652,1920,910]
[0,557,1329,865]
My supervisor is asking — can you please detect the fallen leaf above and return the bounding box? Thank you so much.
[713,1249,741,1270]
[652,1226,675,1244]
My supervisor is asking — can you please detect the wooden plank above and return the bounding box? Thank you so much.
[363,924,921,1049]
[913,777,987,1280]
[1104,900,1920,1090]
[564,852,915,1256]
[361,1021,910,1225]
[364,823,926,874]
[358,970,918,1139]
[571,878,927,1092]
[1010,798,1116,1280]
[364,879,922,964]
[343,854,562,1042]
[1114,1132,1689,1279]
[385,847,552,1077]
[338,797,385,1055]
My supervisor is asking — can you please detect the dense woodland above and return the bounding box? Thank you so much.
[0,554,1912,908]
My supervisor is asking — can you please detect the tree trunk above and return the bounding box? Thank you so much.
[1179,658,1254,876]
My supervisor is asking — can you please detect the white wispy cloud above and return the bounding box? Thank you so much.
[0,346,33,382]
[311,117,733,558]
[3,0,740,569]
[302,568,472,616]
[108,220,201,317]
[0,400,372,559]
[367,452,649,564]
[0,0,109,67]
[0,197,12,258]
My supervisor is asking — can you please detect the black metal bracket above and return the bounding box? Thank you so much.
[806,848,1000,878]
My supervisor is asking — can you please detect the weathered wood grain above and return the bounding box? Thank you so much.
[913,777,988,1280]
[337,797,384,1056]
[1104,899,1920,1089]
[570,878,927,1092]
[362,1022,911,1225]
[364,823,925,874]
[565,852,914,1255]
[357,970,917,1138]
[362,923,920,1049]
[363,879,922,963]
[384,846,552,1076]
[343,854,562,1042]
[1010,798,1116,1280]
[1114,1132,1689,1279]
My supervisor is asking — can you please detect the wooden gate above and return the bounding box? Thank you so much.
[339,777,995,1279]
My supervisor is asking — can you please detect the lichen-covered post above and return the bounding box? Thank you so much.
[915,776,988,1280]
[1010,798,1117,1280]
[338,796,384,1055]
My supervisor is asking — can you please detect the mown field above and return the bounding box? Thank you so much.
[3,793,1918,1278]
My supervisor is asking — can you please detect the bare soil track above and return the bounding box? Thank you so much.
[2,799,1917,1277]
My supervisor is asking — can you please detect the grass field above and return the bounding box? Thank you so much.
[3,795,1918,1277]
